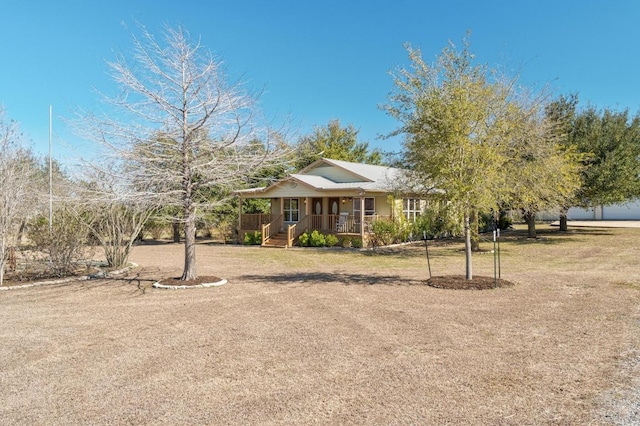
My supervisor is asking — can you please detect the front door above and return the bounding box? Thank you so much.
[328,197,340,231]
[311,198,323,229]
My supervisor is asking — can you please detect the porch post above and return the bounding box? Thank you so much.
[359,195,365,241]
[237,196,243,244]
[280,198,285,232]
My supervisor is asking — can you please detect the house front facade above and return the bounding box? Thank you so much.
[235,158,425,247]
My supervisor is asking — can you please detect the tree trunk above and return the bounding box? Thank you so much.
[470,209,480,252]
[464,213,473,280]
[181,207,197,281]
[559,209,568,232]
[172,220,181,243]
[525,211,537,239]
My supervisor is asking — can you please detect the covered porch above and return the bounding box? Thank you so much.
[237,195,390,247]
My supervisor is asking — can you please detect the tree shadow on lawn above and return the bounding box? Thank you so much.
[361,239,463,259]
[240,271,426,287]
[503,227,615,246]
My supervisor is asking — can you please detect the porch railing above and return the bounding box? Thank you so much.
[305,214,391,234]
[261,214,283,245]
[241,213,278,231]
[287,215,309,246]
[252,213,392,245]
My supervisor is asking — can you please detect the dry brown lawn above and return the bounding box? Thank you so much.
[1,225,639,425]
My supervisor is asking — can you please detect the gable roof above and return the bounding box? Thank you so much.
[235,158,405,196]
[299,158,402,184]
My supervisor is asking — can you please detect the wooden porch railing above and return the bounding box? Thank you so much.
[251,213,392,246]
[287,215,309,246]
[261,215,283,245]
[305,214,392,234]
[241,213,278,231]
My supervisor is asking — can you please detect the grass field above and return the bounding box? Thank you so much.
[1,224,639,424]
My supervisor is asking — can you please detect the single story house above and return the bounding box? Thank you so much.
[235,158,428,247]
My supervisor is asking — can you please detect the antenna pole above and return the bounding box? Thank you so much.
[49,105,53,232]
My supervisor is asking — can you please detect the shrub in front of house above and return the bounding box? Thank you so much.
[325,234,339,247]
[299,232,341,248]
[351,237,363,248]
[298,232,310,246]
[308,230,326,247]
[243,231,262,245]
[370,219,398,245]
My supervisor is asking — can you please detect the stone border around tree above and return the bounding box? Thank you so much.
[152,278,228,290]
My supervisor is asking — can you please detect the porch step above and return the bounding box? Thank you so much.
[262,232,290,248]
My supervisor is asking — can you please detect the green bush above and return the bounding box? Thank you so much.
[341,237,352,248]
[325,234,339,247]
[370,219,398,245]
[479,210,512,232]
[243,231,262,245]
[309,230,326,247]
[298,232,310,246]
[351,237,363,248]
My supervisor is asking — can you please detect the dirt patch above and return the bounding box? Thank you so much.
[427,274,515,290]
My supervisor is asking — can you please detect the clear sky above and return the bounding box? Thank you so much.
[1,0,639,163]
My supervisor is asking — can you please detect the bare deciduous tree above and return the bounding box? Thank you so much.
[69,165,157,269]
[76,25,288,281]
[0,107,38,285]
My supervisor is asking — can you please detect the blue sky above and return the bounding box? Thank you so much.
[1,0,639,162]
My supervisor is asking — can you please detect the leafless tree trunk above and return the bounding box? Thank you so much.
[0,107,38,285]
[172,220,181,243]
[74,25,290,281]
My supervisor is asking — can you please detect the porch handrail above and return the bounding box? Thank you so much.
[287,215,309,247]
[261,214,283,245]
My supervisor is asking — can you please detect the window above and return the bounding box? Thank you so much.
[403,198,422,221]
[284,198,299,222]
[353,197,375,217]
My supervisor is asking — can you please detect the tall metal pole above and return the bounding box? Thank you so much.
[49,105,53,232]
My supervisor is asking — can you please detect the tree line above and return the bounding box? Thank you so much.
[1,26,639,285]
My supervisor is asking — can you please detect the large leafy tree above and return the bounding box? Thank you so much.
[503,98,583,238]
[571,106,640,208]
[544,94,581,231]
[383,38,518,279]
[77,25,288,281]
[295,119,382,169]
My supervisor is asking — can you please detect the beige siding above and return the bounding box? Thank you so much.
[374,196,392,217]
[270,198,279,215]
[263,185,326,198]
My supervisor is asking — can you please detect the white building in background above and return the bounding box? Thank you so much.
[566,199,640,220]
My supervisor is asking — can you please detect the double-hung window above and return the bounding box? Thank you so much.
[353,197,375,217]
[283,198,299,222]
[403,198,422,221]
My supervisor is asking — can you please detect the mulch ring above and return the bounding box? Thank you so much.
[426,275,515,290]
